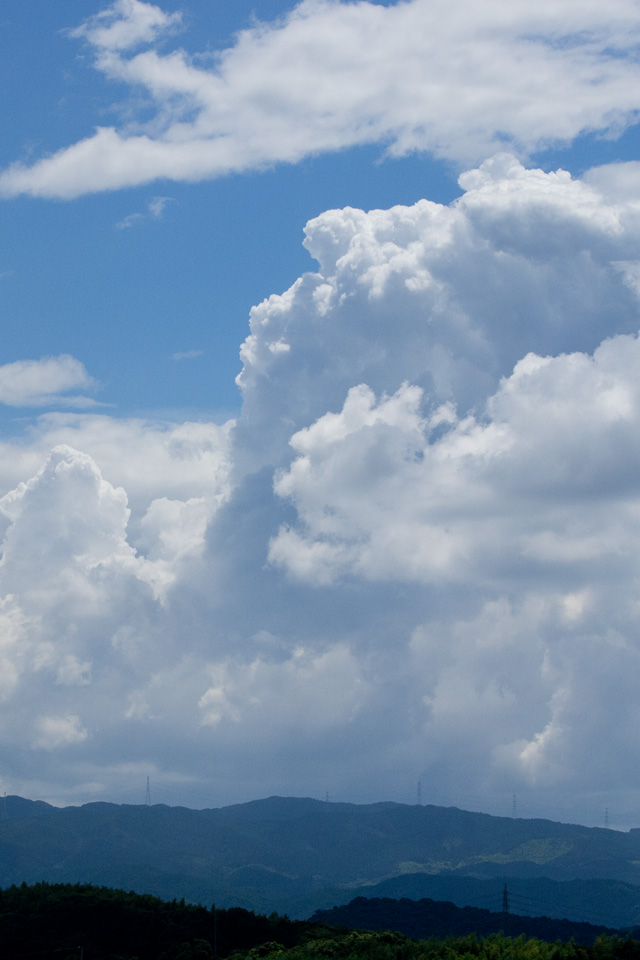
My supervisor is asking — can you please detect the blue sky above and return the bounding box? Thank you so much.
[1,0,637,422]
[0,0,462,422]
[2,0,640,827]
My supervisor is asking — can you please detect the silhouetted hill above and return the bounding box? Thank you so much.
[311,896,620,944]
[0,881,311,960]
[353,874,640,930]
[2,882,637,960]
[3,795,640,924]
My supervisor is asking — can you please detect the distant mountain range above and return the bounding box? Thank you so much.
[2,795,640,926]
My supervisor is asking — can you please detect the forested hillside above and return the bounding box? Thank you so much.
[311,896,620,944]
[0,883,308,960]
[1,883,639,960]
[3,796,640,923]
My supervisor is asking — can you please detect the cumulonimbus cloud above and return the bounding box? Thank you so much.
[3,156,640,818]
[2,0,640,198]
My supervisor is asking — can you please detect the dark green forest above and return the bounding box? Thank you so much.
[2,884,640,960]
[0,882,310,960]
[311,897,620,943]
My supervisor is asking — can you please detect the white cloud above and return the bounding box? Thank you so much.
[148,195,173,217]
[172,349,203,360]
[0,355,95,407]
[33,714,88,750]
[234,155,640,473]
[116,194,174,228]
[4,158,640,819]
[199,644,365,733]
[584,161,640,202]
[269,331,640,585]
[0,598,28,702]
[70,0,182,52]
[0,444,142,598]
[3,0,640,197]
[0,413,233,521]
[115,211,144,229]
[231,156,640,815]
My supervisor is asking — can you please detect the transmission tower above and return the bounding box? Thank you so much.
[145,776,151,806]
[417,781,422,806]
[2,791,7,820]
[512,794,517,818]
[502,884,509,915]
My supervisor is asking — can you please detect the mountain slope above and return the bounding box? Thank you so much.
[3,795,640,922]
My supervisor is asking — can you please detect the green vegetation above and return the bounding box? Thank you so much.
[0,882,313,960]
[242,931,640,960]
[4,796,640,923]
[1,883,640,960]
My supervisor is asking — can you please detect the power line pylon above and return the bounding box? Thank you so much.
[145,776,151,806]
[502,884,509,915]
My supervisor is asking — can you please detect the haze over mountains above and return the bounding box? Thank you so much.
[3,796,640,927]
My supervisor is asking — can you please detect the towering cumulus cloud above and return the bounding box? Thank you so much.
[2,152,640,820]
[219,158,640,817]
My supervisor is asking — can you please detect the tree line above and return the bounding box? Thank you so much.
[2,883,640,960]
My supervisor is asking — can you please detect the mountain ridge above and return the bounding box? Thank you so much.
[2,795,640,924]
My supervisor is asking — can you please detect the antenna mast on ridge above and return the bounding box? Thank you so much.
[145,776,151,806]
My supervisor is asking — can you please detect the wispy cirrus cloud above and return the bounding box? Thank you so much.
[115,211,144,230]
[2,0,640,199]
[115,194,174,228]
[172,349,203,361]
